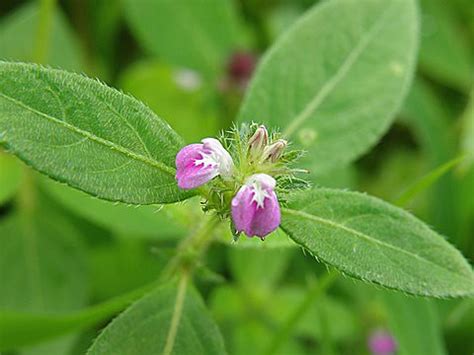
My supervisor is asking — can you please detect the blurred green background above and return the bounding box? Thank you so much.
[0,0,473,354]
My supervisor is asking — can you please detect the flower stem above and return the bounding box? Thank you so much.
[262,271,339,355]
[34,0,57,64]
[161,214,221,281]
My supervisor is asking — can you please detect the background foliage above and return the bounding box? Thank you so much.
[0,0,473,354]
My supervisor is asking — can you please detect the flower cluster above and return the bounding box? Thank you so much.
[175,124,306,240]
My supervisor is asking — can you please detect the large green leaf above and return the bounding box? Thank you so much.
[238,0,418,174]
[123,0,241,76]
[0,2,82,71]
[0,62,191,204]
[280,188,474,297]
[87,283,226,355]
[381,292,447,355]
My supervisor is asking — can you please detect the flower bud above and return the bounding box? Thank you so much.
[231,174,280,239]
[263,139,287,163]
[248,125,269,160]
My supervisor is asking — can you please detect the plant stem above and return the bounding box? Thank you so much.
[161,214,221,281]
[34,0,57,64]
[263,271,339,355]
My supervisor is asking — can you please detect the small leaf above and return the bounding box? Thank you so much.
[0,62,191,204]
[381,291,447,355]
[238,0,419,174]
[122,0,242,76]
[87,283,226,355]
[281,188,474,297]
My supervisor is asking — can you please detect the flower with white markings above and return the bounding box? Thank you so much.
[231,174,280,238]
[175,124,307,240]
[175,138,233,189]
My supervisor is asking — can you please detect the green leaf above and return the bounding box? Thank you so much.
[87,282,226,355]
[0,151,22,205]
[238,0,418,174]
[0,62,191,204]
[460,90,474,170]
[280,188,474,297]
[400,79,461,240]
[0,212,88,313]
[0,208,88,353]
[382,292,447,355]
[41,178,186,238]
[0,281,158,351]
[0,2,83,71]
[394,155,466,207]
[419,0,473,91]
[122,0,241,76]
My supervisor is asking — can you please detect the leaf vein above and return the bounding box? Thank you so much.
[0,91,175,176]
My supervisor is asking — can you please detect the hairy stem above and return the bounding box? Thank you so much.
[263,271,339,355]
[161,214,222,281]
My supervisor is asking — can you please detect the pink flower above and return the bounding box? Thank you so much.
[368,330,397,355]
[231,174,281,239]
[176,138,233,189]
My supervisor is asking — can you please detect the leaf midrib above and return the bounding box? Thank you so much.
[282,207,470,280]
[0,91,176,176]
[282,1,396,137]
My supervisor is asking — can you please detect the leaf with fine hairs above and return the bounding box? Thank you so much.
[281,188,474,298]
[0,62,192,204]
[239,0,419,174]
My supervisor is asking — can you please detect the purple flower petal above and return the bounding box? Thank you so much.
[175,139,233,190]
[231,174,280,238]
